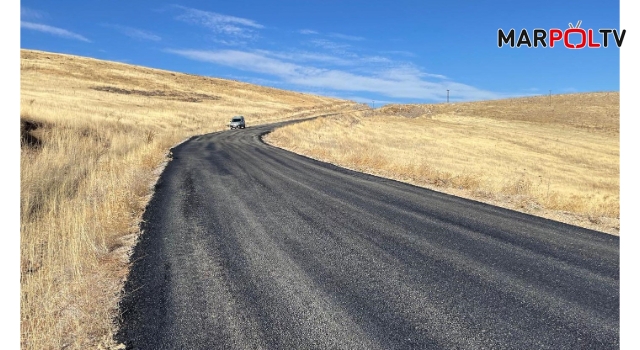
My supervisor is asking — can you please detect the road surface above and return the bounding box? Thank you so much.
[117,120,619,349]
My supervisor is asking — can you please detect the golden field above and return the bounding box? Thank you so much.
[20,47,620,349]
[20,49,355,349]
[265,92,619,235]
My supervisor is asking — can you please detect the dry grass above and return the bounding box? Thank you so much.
[20,49,356,349]
[265,93,619,235]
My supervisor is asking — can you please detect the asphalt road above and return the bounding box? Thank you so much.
[117,120,619,349]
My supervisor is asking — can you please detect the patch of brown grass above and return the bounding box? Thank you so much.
[20,49,356,349]
[381,92,619,133]
[265,94,619,235]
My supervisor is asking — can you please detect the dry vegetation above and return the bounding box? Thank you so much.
[265,93,619,235]
[20,49,355,349]
[21,47,620,348]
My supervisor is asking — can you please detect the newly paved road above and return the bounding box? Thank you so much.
[117,120,619,349]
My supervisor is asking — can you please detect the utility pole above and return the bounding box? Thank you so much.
[446,90,449,103]
[372,100,375,109]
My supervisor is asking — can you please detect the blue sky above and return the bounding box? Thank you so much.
[8,3,639,347]
[19,0,621,105]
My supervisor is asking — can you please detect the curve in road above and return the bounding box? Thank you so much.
[117,119,619,349]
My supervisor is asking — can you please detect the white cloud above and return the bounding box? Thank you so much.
[107,24,161,41]
[174,6,263,39]
[380,50,417,58]
[330,33,365,41]
[211,38,247,46]
[299,29,318,35]
[256,49,395,68]
[376,65,448,80]
[308,39,351,52]
[425,73,448,79]
[167,49,502,101]
[21,21,91,42]
[166,49,323,77]
[359,56,392,64]
[255,49,353,66]
[21,7,45,20]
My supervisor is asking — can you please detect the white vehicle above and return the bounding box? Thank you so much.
[229,116,246,129]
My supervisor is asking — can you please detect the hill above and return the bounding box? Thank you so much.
[266,92,620,235]
[20,49,355,349]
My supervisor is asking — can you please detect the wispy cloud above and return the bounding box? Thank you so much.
[105,24,161,41]
[308,39,351,52]
[174,6,263,39]
[299,29,318,35]
[166,49,320,77]
[359,56,392,64]
[376,65,448,80]
[21,21,91,42]
[380,50,417,58]
[255,49,353,66]
[21,7,45,20]
[255,49,394,68]
[167,49,501,101]
[211,39,247,46]
[330,33,365,41]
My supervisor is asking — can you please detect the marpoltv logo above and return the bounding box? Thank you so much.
[498,21,626,49]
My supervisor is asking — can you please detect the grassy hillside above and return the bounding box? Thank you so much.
[20,49,356,349]
[265,93,619,235]
[21,48,619,348]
